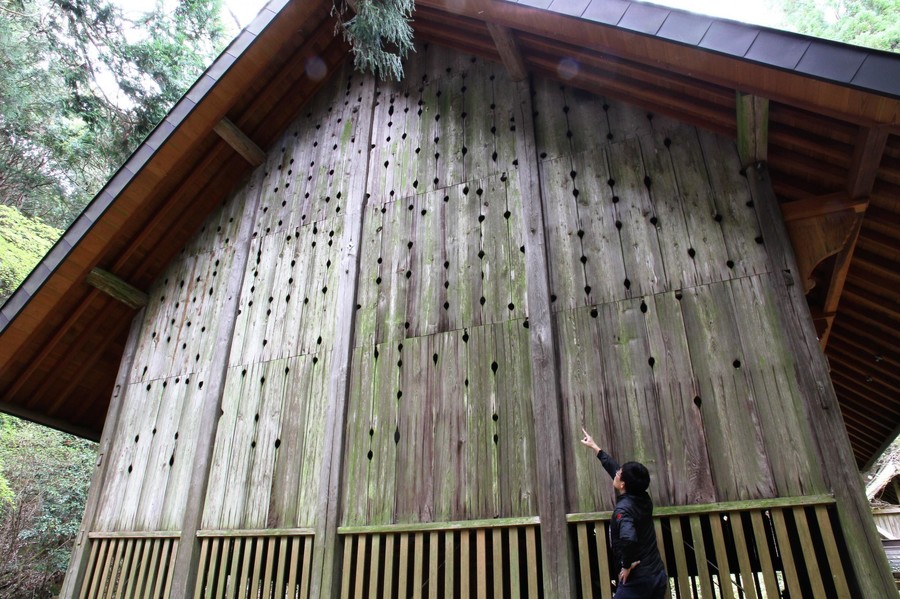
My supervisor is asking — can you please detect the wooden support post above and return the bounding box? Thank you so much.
[746,162,895,597]
[308,75,377,599]
[214,118,267,167]
[59,308,146,598]
[486,23,528,82]
[168,169,267,599]
[847,125,888,199]
[85,268,148,309]
[512,76,575,597]
[736,92,768,167]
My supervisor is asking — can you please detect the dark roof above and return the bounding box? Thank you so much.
[1,0,898,468]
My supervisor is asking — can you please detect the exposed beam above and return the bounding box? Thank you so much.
[780,191,868,222]
[85,268,148,309]
[736,92,769,167]
[486,23,527,82]
[847,125,889,198]
[214,117,266,167]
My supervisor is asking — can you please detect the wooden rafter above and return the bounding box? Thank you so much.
[214,117,266,167]
[737,92,769,167]
[485,23,527,82]
[847,125,889,198]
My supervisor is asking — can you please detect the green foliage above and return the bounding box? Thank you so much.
[0,205,61,305]
[0,0,229,231]
[334,0,416,80]
[0,415,97,597]
[775,0,900,51]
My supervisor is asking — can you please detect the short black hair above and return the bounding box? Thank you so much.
[620,461,650,493]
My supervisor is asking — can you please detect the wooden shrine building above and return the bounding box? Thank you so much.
[1,0,899,596]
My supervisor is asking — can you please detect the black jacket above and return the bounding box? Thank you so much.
[598,450,666,575]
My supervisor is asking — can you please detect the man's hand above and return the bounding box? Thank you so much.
[618,560,640,585]
[580,427,600,453]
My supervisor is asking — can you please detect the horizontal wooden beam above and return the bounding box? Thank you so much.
[197,528,315,538]
[780,191,868,222]
[736,92,769,167]
[568,494,835,522]
[85,268,148,309]
[339,516,541,535]
[214,117,266,167]
[486,23,527,82]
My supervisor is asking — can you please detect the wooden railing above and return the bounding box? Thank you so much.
[568,495,853,599]
[78,529,314,599]
[80,532,179,599]
[337,517,542,598]
[192,529,314,599]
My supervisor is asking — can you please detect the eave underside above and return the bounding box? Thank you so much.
[0,1,897,468]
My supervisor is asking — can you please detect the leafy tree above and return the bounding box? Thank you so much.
[0,415,96,597]
[775,0,900,51]
[0,0,229,230]
[334,0,416,80]
[0,205,62,305]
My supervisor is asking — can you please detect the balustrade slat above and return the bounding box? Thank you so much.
[814,505,851,598]
[749,511,780,597]
[793,506,827,597]
[729,512,759,599]
[709,514,736,599]
[593,521,612,599]
[669,518,693,598]
[771,508,803,599]
[688,515,713,599]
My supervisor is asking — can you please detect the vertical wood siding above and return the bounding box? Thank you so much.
[87,41,838,593]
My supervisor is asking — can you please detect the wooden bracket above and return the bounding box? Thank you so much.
[781,192,868,348]
[736,92,769,167]
[214,118,266,167]
[85,268,148,309]
[486,23,528,82]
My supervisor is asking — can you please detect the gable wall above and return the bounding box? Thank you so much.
[90,43,824,534]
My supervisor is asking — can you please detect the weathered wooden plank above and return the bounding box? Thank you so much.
[679,282,774,501]
[514,76,574,596]
[397,534,409,599]
[492,528,504,598]
[300,536,313,599]
[594,522,612,599]
[814,505,852,597]
[412,532,425,599]
[353,534,366,599]
[509,528,521,599]
[525,526,539,597]
[749,510,780,599]
[643,292,716,505]
[669,518,692,598]
[460,530,470,594]
[606,98,654,143]
[576,149,629,307]
[638,134,700,291]
[339,536,353,599]
[476,529,487,599]
[431,330,466,521]
[689,515,714,599]
[444,532,455,598]
[531,77,572,162]
[369,534,382,598]
[728,512,758,599]
[539,155,583,311]
[576,523,593,598]
[770,508,803,599]
[726,274,823,497]
[792,507,827,597]
[708,515,735,599]
[384,535,395,598]
[366,342,398,525]
[698,129,768,278]
[606,137,667,298]
[162,539,178,599]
